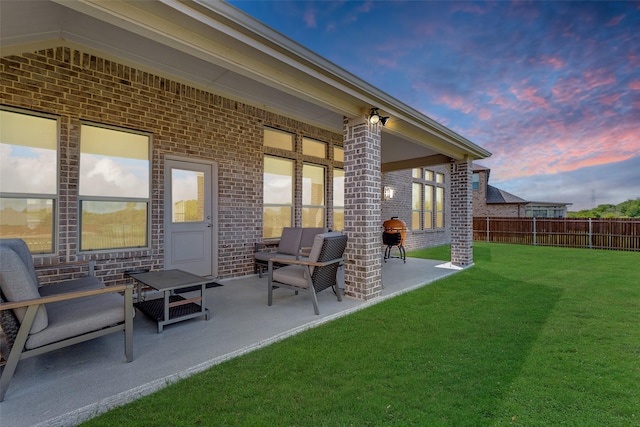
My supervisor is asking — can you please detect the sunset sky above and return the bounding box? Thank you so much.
[229,0,640,211]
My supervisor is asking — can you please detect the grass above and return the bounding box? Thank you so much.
[83,243,640,426]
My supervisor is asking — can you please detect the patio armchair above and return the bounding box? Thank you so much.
[267,232,347,315]
[0,239,134,401]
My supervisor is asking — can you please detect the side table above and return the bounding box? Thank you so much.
[127,269,211,332]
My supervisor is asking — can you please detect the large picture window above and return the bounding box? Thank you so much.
[79,124,150,251]
[412,168,446,230]
[263,128,340,237]
[263,156,294,238]
[0,109,58,253]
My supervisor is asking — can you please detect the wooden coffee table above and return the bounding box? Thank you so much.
[128,269,211,333]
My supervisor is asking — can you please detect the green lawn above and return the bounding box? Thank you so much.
[84,243,640,426]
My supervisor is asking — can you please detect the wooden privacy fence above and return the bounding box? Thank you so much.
[473,217,640,251]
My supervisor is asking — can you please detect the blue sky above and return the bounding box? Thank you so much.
[229,0,640,210]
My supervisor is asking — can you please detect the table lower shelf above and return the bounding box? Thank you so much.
[135,295,206,323]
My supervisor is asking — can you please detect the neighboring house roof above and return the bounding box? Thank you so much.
[472,163,491,172]
[486,185,528,204]
[0,1,491,170]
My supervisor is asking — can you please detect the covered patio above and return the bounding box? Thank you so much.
[1,259,462,427]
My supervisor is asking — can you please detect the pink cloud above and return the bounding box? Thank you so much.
[551,79,585,104]
[629,80,640,90]
[481,118,640,181]
[583,68,617,90]
[478,108,492,121]
[433,94,473,114]
[509,86,552,111]
[599,93,621,106]
[538,56,566,70]
[606,14,625,26]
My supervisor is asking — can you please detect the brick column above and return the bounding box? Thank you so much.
[343,116,382,300]
[450,157,474,266]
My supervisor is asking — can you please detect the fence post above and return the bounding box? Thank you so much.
[589,218,592,249]
[533,217,537,246]
[486,217,490,242]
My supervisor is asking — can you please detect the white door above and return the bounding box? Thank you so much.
[164,159,216,276]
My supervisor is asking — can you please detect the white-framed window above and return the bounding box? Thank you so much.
[472,173,480,190]
[263,155,294,239]
[412,168,445,230]
[0,108,58,253]
[302,164,325,227]
[79,123,150,251]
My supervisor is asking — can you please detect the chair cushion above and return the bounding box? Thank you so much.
[272,265,309,289]
[277,227,303,256]
[38,276,105,297]
[300,228,326,249]
[307,232,345,275]
[0,239,40,287]
[0,247,48,334]
[25,292,125,350]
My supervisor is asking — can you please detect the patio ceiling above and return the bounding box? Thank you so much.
[0,0,490,168]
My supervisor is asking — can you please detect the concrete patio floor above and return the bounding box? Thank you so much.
[1,257,463,427]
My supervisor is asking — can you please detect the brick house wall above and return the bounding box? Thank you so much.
[382,164,451,251]
[472,167,490,216]
[0,47,343,286]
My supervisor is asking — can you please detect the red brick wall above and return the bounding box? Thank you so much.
[1,47,342,285]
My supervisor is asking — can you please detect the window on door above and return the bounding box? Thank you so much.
[0,109,58,253]
[171,169,205,222]
[79,123,150,251]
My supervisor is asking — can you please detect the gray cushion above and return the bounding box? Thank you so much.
[0,247,48,333]
[307,232,344,275]
[300,228,326,249]
[26,292,125,349]
[0,239,39,287]
[39,276,104,297]
[276,227,303,256]
[272,265,309,288]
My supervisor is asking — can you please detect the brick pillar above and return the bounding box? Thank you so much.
[450,157,474,266]
[343,116,382,300]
